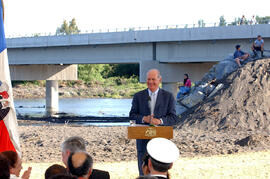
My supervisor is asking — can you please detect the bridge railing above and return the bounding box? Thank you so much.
[6,21,270,38]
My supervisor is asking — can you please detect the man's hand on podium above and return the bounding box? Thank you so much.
[143,115,162,125]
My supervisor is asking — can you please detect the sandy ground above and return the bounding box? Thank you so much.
[22,150,270,179]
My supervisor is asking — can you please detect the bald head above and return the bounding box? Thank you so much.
[68,152,93,178]
[147,69,162,92]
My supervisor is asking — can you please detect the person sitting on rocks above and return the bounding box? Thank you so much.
[61,136,110,179]
[68,152,93,179]
[45,164,68,179]
[1,151,32,179]
[234,44,249,68]
[252,35,264,57]
[176,74,192,99]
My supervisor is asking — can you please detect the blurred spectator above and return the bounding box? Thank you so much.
[68,152,93,179]
[61,136,110,179]
[1,151,31,179]
[252,35,264,57]
[0,154,10,179]
[45,164,68,179]
[240,15,246,25]
[234,45,249,67]
[176,74,191,99]
[145,138,179,179]
[250,15,257,25]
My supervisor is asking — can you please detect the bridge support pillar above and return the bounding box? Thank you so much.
[162,82,178,98]
[46,80,59,116]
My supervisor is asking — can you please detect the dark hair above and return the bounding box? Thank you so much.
[258,35,261,38]
[68,152,93,177]
[1,151,18,168]
[142,153,149,167]
[150,157,172,173]
[235,44,241,50]
[45,164,68,179]
[184,74,189,85]
[49,174,77,179]
[0,154,10,179]
[136,176,158,179]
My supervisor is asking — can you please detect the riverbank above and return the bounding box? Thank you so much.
[18,124,270,163]
[12,78,146,99]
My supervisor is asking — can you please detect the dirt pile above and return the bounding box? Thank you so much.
[177,58,270,132]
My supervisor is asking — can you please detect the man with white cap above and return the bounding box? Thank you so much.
[145,138,179,179]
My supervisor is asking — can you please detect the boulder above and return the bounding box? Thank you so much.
[208,83,224,98]
[181,91,205,108]
[196,83,215,96]
[175,104,188,115]
[201,57,238,82]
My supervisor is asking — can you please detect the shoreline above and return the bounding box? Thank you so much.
[12,80,146,99]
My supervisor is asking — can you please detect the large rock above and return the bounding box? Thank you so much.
[196,83,215,96]
[201,58,238,82]
[181,91,205,108]
[175,104,188,115]
[208,83,224,98]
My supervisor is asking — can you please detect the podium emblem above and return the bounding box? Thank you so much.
[145,127,156,137]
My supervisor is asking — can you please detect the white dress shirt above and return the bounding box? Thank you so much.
[148,88,159,115]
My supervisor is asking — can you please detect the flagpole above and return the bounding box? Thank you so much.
[1,0,3,22]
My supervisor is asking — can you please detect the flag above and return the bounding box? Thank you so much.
[0,1,20,155]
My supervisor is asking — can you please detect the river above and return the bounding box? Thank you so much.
[14,98,132,126]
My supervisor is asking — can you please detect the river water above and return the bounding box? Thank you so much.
[14,98,132,126]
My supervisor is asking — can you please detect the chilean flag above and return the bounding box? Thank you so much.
[0,1,20,155]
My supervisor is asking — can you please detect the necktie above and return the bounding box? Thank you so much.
[151,92,155,115]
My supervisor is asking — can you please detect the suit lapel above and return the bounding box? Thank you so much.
[143,89,151,114]
[154,89,162,115]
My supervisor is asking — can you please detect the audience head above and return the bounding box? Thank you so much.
[45,164,68,179]
[184,74,189,79]
[257,35,262,40]
[50,174,78,179]
[147,69,162,92]
[68,152,93,179]
[146,138,179,174]
[1,151,22,177]
[136,176,158,179]
[235,44,241,50]
[0,154,10,179]
[61,136,86,166]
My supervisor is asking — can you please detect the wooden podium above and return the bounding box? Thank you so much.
[127,125,173,139]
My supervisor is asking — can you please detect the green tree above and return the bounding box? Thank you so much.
[56,18,80,35]
[219,15,226,26]
[256,16,270,24]
[198,19,205,27]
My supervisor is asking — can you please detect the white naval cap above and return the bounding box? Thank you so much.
[147,137,179,164]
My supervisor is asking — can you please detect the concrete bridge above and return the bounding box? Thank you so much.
[7,24,270,115]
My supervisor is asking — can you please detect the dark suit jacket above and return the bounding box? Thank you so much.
[129,88,179,126]
[89,169,110,179]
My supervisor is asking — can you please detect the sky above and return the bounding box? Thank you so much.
[3,0,270,37]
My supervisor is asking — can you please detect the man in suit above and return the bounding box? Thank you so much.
[61,136,110,179]
[129,69,179,175]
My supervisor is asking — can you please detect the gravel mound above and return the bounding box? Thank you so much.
[177,58,270,132]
